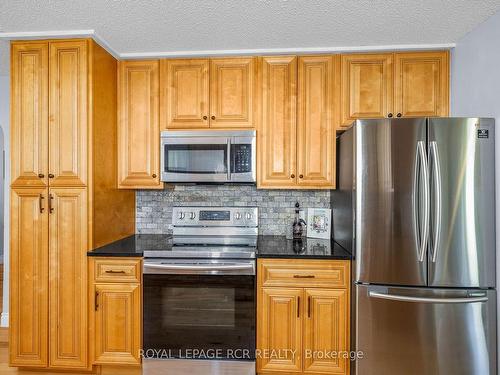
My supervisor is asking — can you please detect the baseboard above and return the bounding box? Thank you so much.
[1,312,8,327]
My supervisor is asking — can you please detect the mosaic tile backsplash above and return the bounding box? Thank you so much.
[136,185,331,235]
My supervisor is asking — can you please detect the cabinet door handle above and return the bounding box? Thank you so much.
[299,174,304,179]
[211,115,216,120]
[388,113,393,118]
[105,270,126,274]
[49,194,54,213]
[95,291,99,311]
[48,173,54,178]
[152,174,157,178]
[291,174,295,178]
[308,296,311,318]
[203,115,208,120]
[297,296,300,318]
[293,275,315,279]
[39,194,45,213]
[38,173,45,178]
[397,113,402,118]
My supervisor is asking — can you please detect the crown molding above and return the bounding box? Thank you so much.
[0,30,455,60]
[119,43,456,59]
[0,30,120,59]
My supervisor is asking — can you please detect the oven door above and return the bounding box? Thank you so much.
[161,136,230,182]
[143,259,256,360]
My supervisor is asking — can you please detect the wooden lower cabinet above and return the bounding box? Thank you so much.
[94,283,142,364]
[49,188,88,369]
[9,187,49,367]
[303,289,349,374]
[257,259,350,375]
[258,288,303,373]
[90,257,142,367]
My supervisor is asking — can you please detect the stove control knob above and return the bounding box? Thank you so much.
[190,212,196,220]
[245,212,252,220]
[178,212,185,220]
[235,212,242,220]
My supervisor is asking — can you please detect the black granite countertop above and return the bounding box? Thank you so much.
[88,234,351,260]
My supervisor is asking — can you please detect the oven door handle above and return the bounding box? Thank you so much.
[144,262,254,271]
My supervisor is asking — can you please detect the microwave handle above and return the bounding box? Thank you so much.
[227,139,231,181]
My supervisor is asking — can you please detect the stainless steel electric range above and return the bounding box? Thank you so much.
[143,206,258,362]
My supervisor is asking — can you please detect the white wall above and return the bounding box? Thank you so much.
[0,50,9,326]
[451,8,500,370]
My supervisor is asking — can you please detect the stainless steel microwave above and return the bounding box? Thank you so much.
[160,130,256,183]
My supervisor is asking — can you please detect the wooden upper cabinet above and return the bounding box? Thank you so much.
[257,287,303,373]
[161,59,209,129]
[297,56,337,188]
[48,188,88,369]
[94,283,141,365]
[303,289,349,375]
[9,187,49,367]
[341,53,393,126]
[210,57,255,128]
[394,51,449,118]
[258,56,297,188]
[11,42,48,188]
[118,60,162,189]
[48,40,88,187]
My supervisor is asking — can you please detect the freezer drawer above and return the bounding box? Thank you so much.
[355,284,496,375]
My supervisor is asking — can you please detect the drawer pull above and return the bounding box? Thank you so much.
[105,270,127,274]
[293,275,315,279]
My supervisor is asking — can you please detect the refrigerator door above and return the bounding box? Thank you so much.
[428,118,496,288]
[356,284,496,375]
[356,119,427,285]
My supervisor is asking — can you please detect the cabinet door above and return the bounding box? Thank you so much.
[48,188,88,369]
[161,59,209,129]
[297,56,337,188]
[257,287,302,373]
[341,54,393,126]
[49,40,88,187]
[9,187,49,367]
[210,57,255,128]
[118,60,162,189]
[11,42,49,188]
[394,51,449,118]
[94,283,141,365]
[303,289,349,375]
[258,56,297,188]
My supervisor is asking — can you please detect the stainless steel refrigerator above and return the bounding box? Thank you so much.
[332,118,497,375]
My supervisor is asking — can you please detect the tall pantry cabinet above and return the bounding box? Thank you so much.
[9,39,135,370]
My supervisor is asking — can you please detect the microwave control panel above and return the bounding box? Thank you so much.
[231,144,252,173]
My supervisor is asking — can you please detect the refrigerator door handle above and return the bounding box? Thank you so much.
[417,141,430,262]
[412,143,422,260]
[368,291,488,304]
[430,141,442,263]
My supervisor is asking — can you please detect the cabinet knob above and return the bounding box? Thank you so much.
[152,174,157,178]
[211,115,216,120]
[48,173,54,178]
[388,113,393,118]
[397,113,402,118]
[291,174,295,178]
[38,173,45,178]
[299,174,304,179]
[203,116,208,120]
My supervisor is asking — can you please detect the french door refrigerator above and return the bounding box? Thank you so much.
[332,118,497,375]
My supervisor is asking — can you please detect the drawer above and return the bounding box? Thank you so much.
[93,258,142,283]
[258,259,349,288]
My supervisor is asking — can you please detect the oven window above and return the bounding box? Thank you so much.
[144,274,255,359]
[165,144,227,174]
[162,287,235,328]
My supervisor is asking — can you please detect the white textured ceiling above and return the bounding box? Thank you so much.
[1,0,500,75]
